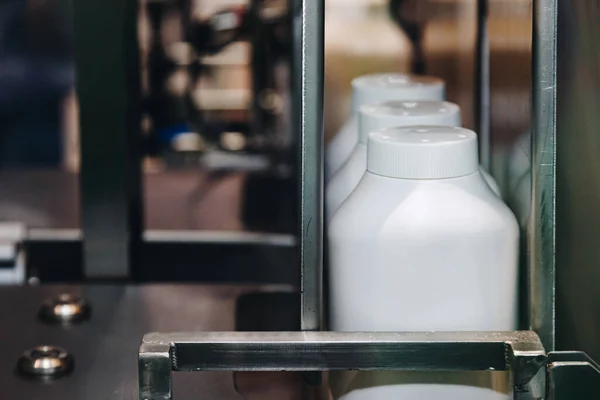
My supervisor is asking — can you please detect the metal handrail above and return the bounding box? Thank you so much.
[138,330,546,400]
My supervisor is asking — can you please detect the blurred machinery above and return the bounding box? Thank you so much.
[142,0,297,236]
[1,0,600,399]
[143,0,292,157]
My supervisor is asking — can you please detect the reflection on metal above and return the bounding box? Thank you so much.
[293,0,324,332]
[547,352,600,399]
[38,293,91,324]
[16,346,74,380]
[27,229,296,247]
[143,230,296,246]
[530,0,557,352]
[138,331,546,400]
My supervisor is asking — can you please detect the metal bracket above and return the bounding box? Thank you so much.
[138,330,546,400]
[547,351,600,399]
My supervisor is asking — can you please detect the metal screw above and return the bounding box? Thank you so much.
[16,345,74,380]
[38,293,91,324]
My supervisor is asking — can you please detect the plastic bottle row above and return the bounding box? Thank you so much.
[325,73,519,400]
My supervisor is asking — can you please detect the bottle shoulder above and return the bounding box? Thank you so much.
[327,145,367,188]
[329,172,518,239]
[325,117,359,181]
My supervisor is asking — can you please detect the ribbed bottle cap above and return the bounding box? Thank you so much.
[367,126,479,179]
[352,74,445,112]
[358,101,461,144]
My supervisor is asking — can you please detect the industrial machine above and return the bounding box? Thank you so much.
[1,0,600,399]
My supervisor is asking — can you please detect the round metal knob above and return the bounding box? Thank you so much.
[16,346,74,380]
[38,293,91,324]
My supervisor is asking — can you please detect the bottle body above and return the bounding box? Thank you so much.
[338,379,508,400]
[326,117,358,182]
[326,143,366,220]
[329,171,518,399]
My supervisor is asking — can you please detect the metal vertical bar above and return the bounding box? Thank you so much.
[73,0,144,278]
[552,1,600,360]
[530,0,557,352]
[293,0,324,332]
[139,342,173,400]
[475,0,491,170]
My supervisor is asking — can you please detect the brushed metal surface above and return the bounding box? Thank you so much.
[139,330,546,400]
[0,284,292,399]
[293,0,324,332]
[553,1,600,362]
[547,351,600,399]
[530,0,557,352]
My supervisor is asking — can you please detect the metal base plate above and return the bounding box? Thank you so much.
[0,284,295,399]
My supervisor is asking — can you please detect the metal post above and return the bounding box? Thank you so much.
[551,1,600,361]
[530,0,557,352]
[475,0,491,170]
[293,0,324,332]
[73,0,144,279]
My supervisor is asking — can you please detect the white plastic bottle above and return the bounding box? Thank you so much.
[329,126,518,400]
[325,74,445,182]
[326,100,461,220]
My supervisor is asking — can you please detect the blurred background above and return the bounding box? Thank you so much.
[0,0,531,232]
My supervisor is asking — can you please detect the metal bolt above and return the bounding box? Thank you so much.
[38,293,91,324]
[16,346,74,380]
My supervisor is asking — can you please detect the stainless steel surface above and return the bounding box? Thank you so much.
[38,293,91,324]
[294,0,324,332]
[16,345,74,380]
[552,1,600,362]
[139,330,546,400]
[547,351,600,399]
[29,229,296,246]
[143,230,296,246]
[530,0,557,352]
[1,284,293,399]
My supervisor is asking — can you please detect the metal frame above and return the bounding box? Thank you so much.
[293,0,325,332]
[25,229,297,284]
[135,0,600,399]
[547,352,600,399]
[138,331,546,400]
[530,0,557,354]
[73,0,144,279]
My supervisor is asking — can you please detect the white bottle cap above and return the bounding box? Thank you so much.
[351,74,445,112]
[359,100,461,144]
[367,126,479,179]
